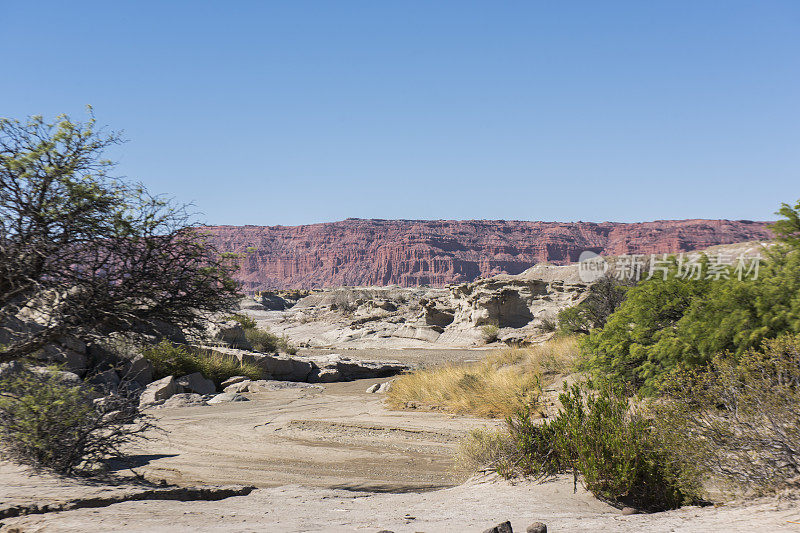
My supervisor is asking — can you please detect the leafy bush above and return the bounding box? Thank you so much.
[582,200,800,393]
[481,324,499,343]
[143,341,263,386]
[0,367,152,475]
[583,250,800,392]
[506,382,696,511]
[656,333,800,493]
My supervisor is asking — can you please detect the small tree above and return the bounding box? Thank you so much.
[0,112,241,362]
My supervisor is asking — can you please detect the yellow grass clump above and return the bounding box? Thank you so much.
[386,336,580,418]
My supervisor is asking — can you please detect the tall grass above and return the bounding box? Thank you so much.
[143,341,264,386]
[386,336,579,418]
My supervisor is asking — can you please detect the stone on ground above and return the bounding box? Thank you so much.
[139,376,180,406]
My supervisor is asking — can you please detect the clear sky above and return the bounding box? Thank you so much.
[3,1,798,226]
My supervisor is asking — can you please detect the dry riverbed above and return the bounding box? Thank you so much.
[2,348,800,532]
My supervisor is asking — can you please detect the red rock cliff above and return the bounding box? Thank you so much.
[203,219,772,290]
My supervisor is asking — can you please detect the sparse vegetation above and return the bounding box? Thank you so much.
[245,328,297,355]
[656,333,800,494]
[229,313,297,355]
[227,313,297,354]
[0,366,153,475]
[227,313,257,330]
[557,274,633,335]
[387,337,579,418]
[143,340,263,386]
[455,427,519,479]
[503,382,698,511]
[481,324,500,343]
[538,316,558,333]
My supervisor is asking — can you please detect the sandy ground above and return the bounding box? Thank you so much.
[298,347,494,368]
[121,376,497,491]
[4,473,800,532]
[3,348,800,532]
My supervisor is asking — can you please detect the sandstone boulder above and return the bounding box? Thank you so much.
[258,291,293,310]
[238,297,267,311]
[207,392,249,404]
[366,381,394,393]
[223,380,252,393]
[123,354,154,386]
[139,376,180,406]
[483,521,513,533]
[157,393,208,409]
[177,372,216,395]
[307,354,409,382]
[247,380,323,391]
[31,366,82,385]
[37,342,88,375]
[220,375,250,388]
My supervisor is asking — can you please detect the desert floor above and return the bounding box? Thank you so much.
[2,349,800,532]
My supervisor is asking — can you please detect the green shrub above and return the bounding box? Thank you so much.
[481,324,499,343]
[582,200,800,393]
[227,313,257,330]
[142,341,263,386]
[506,382,696,511]
[243,327,296,354]
[0,367,151,475]
[538,316,558,333]
[224,313,298,354]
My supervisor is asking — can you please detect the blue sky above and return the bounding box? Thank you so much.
[2,1,798,226]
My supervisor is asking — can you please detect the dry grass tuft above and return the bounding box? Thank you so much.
[386,336,580,418]
[453,427,520,480]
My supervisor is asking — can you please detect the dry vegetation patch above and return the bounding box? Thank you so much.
[386,336,579,418]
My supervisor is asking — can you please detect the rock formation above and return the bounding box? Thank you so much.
[246,241,769,349]
[203,219,772,290]
[246,263,591,349]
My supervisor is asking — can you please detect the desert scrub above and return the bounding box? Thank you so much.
[143,340,263,386]
[227,313,257,330]
[506,382,697,512]
[0,366,153,475]
[656,333,800,494]
[386,337,579,418]
[455,427,520,479]
[244,327,297,355]
[228,313,297,354]
[481,324,500,343]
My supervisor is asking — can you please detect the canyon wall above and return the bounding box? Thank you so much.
[204,219,772,290]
